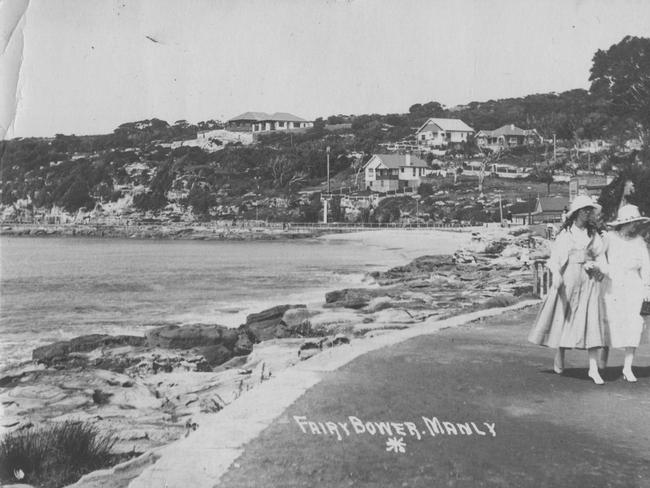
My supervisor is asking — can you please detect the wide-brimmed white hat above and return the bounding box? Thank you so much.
[608,204,650,228]
[566,195,601,219]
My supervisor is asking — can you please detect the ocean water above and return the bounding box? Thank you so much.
[0,236,415,368]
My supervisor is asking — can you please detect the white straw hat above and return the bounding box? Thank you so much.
[608,204,650,228]
[566,195,601,219]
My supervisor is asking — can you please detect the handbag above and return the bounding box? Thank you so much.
[641,300,650,316]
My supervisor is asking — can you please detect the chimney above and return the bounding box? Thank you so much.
[511,124,515,130]
[405,153,411,166]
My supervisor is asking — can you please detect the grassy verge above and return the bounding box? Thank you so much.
[0,421,117,488]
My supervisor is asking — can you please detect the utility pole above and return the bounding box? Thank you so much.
[553,133,556,165]
[326,146,331,195]
[323,146,331,224]
[527,187,533,225]
[498,192,503,226]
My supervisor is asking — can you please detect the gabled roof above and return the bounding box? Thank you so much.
[416,118,474,134]
[266,112,308,122]
[365,154,428,169]
[538,196,569,212]
[229,112,270,122]
[228,112,308,123]
[478,124,541,138]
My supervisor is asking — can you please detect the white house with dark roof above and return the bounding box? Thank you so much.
[226,112,313,133]
[475,124,542,151]
[226,112,270,131]
[415,118,474,148]
[363,153,429,192]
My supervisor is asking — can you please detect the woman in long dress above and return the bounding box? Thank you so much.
[601,204,650,382]
[528,195,608,384]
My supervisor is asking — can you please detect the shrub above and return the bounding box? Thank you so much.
[0,421,117,488]
[483,294,518,309]
[509,227,530,236]
[483,239,509,254]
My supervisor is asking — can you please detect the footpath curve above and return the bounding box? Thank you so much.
[125,301,539,488]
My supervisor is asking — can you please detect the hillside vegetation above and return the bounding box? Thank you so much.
[1,36,649,223]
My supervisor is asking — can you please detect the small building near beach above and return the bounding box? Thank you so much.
[363,153,429,192]
[512,195,569,225]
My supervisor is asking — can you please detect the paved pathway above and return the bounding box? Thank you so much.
[127,303,650,488]
[217,306,650,488]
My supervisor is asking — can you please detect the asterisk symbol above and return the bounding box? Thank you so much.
[385,436,406,453]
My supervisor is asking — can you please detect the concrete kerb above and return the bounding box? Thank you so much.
[122,299,540,488]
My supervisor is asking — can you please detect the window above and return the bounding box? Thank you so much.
[401,168,404,173]
[412,168,416,176]
[279,122,285,128]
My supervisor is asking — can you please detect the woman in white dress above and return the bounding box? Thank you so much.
[528,196,608,384]
[601,204,650,382]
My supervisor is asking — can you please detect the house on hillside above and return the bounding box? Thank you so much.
[415,118,474,149]
[226,112,313,134]
[363,153,429,192]
[575,139,612,154]
[511,195,569,225]
[490,163,531,179]
[475,124,542,151]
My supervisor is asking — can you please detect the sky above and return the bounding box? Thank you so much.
[1,0,650,138]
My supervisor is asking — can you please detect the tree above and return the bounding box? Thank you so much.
[269,155,294,187]
[598,157,650,221]
[60,179,94,212]
[462,134,479,158]
[418,183,434,197]
[589,36,650,144]
[454,166,463,185]
[330,196,344,222]
[187,184,215,216]
[530,167,555,195]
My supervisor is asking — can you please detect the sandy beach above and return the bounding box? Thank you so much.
[317,228,481,261]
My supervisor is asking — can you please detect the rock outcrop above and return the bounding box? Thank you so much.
[241,304,308,341]
[32,335,144,365]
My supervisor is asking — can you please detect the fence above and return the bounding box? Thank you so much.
[287,222,477,232]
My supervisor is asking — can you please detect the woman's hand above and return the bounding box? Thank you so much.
[584,262,605,281]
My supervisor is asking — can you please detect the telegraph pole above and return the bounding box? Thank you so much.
[498,192,503,225]
[552,133,556,164]
[326,146,331,194]
[323,146,331,224]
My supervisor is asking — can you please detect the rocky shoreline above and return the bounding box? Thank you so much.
[0,223,322,241]
[0,227,549,487]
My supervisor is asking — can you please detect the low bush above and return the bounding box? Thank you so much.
[509,227,530,236]
[0,421,117,488]
[483,294,518,309]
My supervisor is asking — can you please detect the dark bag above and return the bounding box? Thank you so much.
[641,300,650,316]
